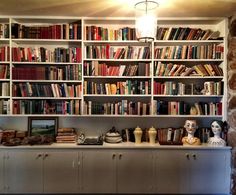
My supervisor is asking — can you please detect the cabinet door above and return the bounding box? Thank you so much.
[43,151,79,193]
[5,150,43,193]
[156,150,189,194]
[189,150,231,194]
[82,150,116,193]
[0,151,4,193]
[117,150,153,194]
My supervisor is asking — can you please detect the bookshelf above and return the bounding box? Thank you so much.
[8,17,82,115]
[0,16,228,127]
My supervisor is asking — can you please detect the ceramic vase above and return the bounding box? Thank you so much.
[134,126,142,144]
[148,126,157,144]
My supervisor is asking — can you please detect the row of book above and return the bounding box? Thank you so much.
[86,45,151,59]
[156,27,220,40]
[83,100,150,115]
[153,100,222,115]
[153,81,223,96]
[154,44,224,59]
[83,61,150,76]
[12,47,82,63]
[0,82,10,96]
[11,22,82,39]
[85,26,136,41]
[0,23,9,39]
[10,99,222,115]
[84,80,151,95]
[0,65,9,79]
[154,62,223,77]
[12,99,81,115]
[12,64,82,80]
[12,83,82,98]
[0,46,10,61]
[203,81,223,95]
[157,128,184,145]
[193,63,223,76]
[0,99,10,114]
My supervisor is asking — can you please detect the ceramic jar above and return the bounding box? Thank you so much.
[148,126,157,144]
[134,126,142,144]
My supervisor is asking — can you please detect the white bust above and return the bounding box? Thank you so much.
[207,120,226,147]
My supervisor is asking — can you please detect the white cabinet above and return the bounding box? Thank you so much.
[156,149,231,194]
[4,150,79,194]
[0,147,231,194]
[116,150,153,193]
[81,150,116,193]
[4,150,43,193]
[81,149,153,194]
[188,150,231,194]
[0,151,4,193]
[155,150,187,193]
[43,151,79,193]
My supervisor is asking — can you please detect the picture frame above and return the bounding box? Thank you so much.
[28,117,58,137]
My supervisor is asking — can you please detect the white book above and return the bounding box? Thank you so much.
[119,65,126,76]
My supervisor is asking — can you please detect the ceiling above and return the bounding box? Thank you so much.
[0,0,235,18]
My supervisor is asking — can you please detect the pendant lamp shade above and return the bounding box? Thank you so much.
[135,0,158,42]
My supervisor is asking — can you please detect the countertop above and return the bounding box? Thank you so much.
[0,142,232,150]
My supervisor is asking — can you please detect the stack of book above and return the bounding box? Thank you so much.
[56,128,77,143]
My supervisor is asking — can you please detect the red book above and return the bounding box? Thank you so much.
[106,44,110,59]
[57,25,61,39]
[73,23,78,40]
[76,47,81,62]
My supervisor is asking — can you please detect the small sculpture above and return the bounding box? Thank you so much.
[182,120,201,145]
[207,120,226,147]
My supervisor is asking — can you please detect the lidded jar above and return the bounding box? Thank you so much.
[134,126,142,144]
[148,126,157,144]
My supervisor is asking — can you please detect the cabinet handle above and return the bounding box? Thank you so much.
[119,153,122,160]
[36,153,42,159]
[112,154,116,159]
[192,154,197,160]
[43,153,49,160]
[185,153,190,160]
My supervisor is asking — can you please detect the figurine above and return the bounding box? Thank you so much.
[207,120,226,147]
[182,119,201,145]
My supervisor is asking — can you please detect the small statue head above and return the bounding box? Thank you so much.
[184,120,198,135]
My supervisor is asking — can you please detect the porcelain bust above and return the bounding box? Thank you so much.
[207,120,226,147]
[182,120,201,145]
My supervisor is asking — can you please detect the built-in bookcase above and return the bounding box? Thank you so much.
[0,16,228,129]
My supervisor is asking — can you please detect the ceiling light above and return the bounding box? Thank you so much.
[135,0,158,42]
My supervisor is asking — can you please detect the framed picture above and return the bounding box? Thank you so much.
[28,117,58,137]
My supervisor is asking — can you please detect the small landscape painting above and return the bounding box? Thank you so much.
[28,117,58,137]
